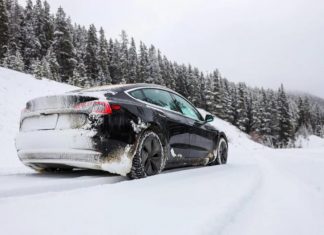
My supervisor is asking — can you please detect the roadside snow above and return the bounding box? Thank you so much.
[0,67,75,170]
[295,134,324,148]
[198,108,264,151]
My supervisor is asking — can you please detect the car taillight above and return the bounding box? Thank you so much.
[74,101,120,115]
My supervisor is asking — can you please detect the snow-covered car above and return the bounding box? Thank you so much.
[15,84,228,178]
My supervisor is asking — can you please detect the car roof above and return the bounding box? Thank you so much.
[69,83,175,94]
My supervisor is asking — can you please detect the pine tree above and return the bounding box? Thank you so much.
[119,30,129,83]
[197,73,207,109]
[211,70,225,118]
[20,0,41,70]
[2,47,24,71]
[148,45,162,84]
[45,45,59,81]
[0,0,9,61]
[259,89,272,136]
[245,92,259,134]
[128,37,138,83]
[31,59,43,79]
[168,61,177,90]
[109,39,122,84]
[267,90,280,147]
[138,41,150,83]
[157,50,165,86]
[190,67,201,106]
[222,79,234,123]
[53,7,75,82]
[40,57,51,78]
[73,62,87,87]
[97,27,111,85]
[41,1,54,56]
[236,83,248,131]
[313,105,322,137]
[277,84,294,147]
[205,76,213,112]
[84,24,99,85]
[6,0,23,56]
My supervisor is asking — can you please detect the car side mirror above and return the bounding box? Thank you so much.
[205,114,214,122]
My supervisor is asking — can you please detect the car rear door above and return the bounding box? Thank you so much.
[129,88,192,159]
[171,94,216,159]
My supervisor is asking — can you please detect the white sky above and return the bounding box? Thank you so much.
[19,0,324,98]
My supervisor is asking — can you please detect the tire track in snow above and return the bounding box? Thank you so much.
[218,149,324,235]
[0,172,125,199]
[201,151,264,235]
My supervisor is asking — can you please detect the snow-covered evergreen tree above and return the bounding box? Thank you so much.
[0,0,9,61]
[211,70,225,118]
[277,84,294,147]
[98,27,111,84]
[45,45,59,81]
[31,59,42,79]
[128,37,137,84]
[119,30,129,83]
[53,7,75,82]
[138,41,150,83]
[236,83,248,131]
[85,24,99,85]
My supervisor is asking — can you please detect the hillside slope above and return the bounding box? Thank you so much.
[0,67,75,170]
[0,68,324,235]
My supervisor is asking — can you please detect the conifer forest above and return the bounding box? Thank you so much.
[0,0,323,148]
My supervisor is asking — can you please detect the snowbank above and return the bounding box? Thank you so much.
[295,135,324,148]
[0,67,76,170]
[198,109,263,151]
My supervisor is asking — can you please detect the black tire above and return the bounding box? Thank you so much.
[209,137,228,166]
[128,130,165,179]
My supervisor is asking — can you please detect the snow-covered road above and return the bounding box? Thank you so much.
[0,147,324,235]
[1,68,324,234]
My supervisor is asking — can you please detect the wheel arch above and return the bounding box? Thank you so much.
[219,132,228,143]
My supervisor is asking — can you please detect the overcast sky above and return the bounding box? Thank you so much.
[20,0,324,98]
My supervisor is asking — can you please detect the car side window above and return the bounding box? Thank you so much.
[142,89,179,112]
[129,89,145,100]
[130,88,179,112]
[172,94,203,121]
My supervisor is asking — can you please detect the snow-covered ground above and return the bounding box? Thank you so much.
[0,67,324,235]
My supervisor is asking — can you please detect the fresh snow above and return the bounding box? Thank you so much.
[0,67,324,235]
[295,134,324,148]
[0,67,75,170]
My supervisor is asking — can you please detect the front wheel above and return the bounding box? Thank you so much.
[128,130,165,179]
[209,137,228,165]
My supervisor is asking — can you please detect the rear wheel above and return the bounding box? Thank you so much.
[128,130,165,179]
[209,137,228,165]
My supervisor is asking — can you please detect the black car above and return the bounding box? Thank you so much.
[15,83,228,179]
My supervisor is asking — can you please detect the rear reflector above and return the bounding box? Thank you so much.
[74,101,114,114]
[111,104,121,111]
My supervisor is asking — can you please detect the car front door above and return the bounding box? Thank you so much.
[171,94,216,159]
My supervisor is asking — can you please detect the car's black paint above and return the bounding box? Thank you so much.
[80,83,224,169]
[16,83,227,174]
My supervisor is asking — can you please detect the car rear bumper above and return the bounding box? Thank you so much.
[17,149,103,170]
[15,129,134,175]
